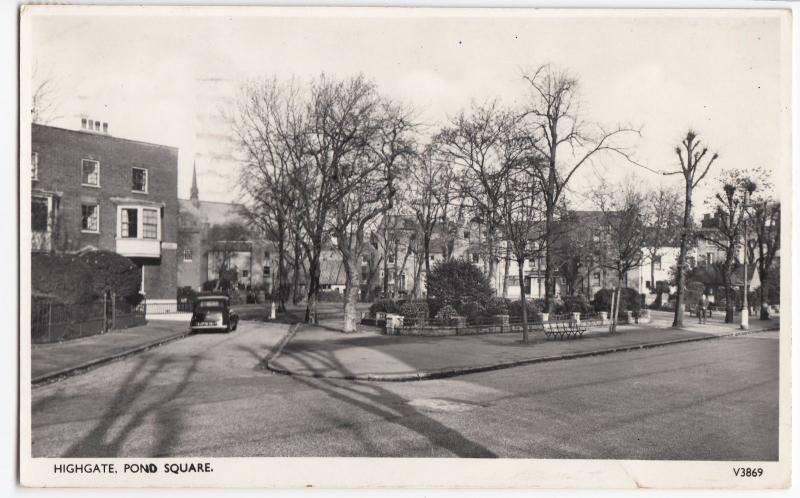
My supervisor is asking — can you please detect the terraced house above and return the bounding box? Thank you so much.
[30,121,180,299]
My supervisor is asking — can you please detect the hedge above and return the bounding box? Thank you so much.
[426,259,493,306]
[593,287,641,313]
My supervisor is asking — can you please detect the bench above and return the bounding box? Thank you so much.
[540,320,587,340]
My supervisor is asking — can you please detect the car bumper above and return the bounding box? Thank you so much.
[190,324,228,331]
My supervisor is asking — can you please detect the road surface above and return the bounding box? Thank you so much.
[31,321,779,460]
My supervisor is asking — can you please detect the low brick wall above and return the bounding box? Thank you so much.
[384,321,537,337]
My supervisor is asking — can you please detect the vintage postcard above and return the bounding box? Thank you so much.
[19,4,791,489]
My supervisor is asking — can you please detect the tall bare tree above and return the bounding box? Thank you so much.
[520,64,641,312]
[700,170,753,323]
[32,62,60,125]
[747,200,780,320]
[437,101,517,294]
[592,180,648,333]
[665,130,719,327]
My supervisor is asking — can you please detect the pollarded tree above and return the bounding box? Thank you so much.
[520,64,642,313]
[747,200,780,320]
[665,130,719,327]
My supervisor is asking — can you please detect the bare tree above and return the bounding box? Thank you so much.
[643,186,682,297]
[437,101,517,294]
[747,200,780,320]
[498,156,546,342]
[330,95,416,332]
[520,64,641,312]
[230,77,316,312]
[593,180,648,333]
[700,170,753,323]
[665,130,719,327]
[32,62,60,125]
[206,222,251,289]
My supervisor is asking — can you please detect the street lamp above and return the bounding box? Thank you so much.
[741,181,757,330]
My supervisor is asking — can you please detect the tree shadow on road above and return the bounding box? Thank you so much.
[280,347,498,458]
[61,355,199,457]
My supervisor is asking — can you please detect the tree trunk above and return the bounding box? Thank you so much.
[291,242,301,305]
[518,258,529,342]
[305,249,321,324]
[276,225,287,312]
[650,258,656,296]
[544,209,555,313]
[502,245,510,298]
[673,184,693,327]
[342,256,360,333]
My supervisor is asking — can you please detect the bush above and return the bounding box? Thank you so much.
[32,251,143,305]
[426,298,444,318]
[202,279,233,292]
[556,295,592,314]
[459,301,486,321]
[369,299,403,315]
[79,250,143,305]
[593,287,641,313]
[508,299,542,319]
[434,304,459,325]
[400,300,429,319]
[484,296,510,316]
[177,286,198,304]
[425,259,493,306]
[32,253,96,304]
[317,290,344,302]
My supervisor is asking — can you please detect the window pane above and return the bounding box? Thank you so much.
[132,168,147,192]
[31,198,48,231]
[81,160,98,185]
[122,208,138,238]
[81,205,98,231]
[31,153,38,179]
[143,208,158,239]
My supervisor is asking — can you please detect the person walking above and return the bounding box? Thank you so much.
[698,293,709,324]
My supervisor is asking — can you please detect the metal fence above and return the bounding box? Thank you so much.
[144,301,193,314]
[31,294,146,344]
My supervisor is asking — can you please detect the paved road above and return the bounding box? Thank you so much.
[31,321,779,460]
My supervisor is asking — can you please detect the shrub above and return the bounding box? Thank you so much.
[317,290,344,302]
[32,253,96,304]
[434,304,459,325]
[556,295,592,314]
[369,299,402,315]
[426,298,444,318]
[460,301,486,322]
[202,279,233,292]
[484,296,510,316]
[79,250,143,305]
[400,300,429,319]
[177,286,198,304]
[425,259,493,306]
[593,287,641,312]
[508,299,542,319]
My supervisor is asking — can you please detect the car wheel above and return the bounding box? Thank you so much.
[233,320,238,331]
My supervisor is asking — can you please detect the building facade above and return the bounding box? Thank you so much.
[177,165,276,292]
[31,122,179,299]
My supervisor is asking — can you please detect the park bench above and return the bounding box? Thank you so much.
[541,319,587,340]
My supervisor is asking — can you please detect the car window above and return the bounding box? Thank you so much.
[197,300,226,308]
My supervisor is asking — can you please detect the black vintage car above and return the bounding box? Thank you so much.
[190,295,239,333]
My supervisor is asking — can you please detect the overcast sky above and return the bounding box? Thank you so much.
[28,7,789,209]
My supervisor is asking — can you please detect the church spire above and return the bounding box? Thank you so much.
[190,160,200,206]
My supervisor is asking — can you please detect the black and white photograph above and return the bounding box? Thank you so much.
[18,4,791,489]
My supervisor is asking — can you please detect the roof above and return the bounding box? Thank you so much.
[197,295,229,301]
[32,123,179,151]
[319,251,347,285]
[179,199,245,227]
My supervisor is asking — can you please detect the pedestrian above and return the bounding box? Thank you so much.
[698,293,708,324]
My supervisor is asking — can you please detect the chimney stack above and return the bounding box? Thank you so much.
[81,118,109,134]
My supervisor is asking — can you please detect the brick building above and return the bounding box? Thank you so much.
[177,164,277,291]
[30,122,179,299]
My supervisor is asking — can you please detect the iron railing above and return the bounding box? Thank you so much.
[31,295,146,344]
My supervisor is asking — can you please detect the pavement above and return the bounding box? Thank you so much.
[31,321,779,459]
[269,312,780,381]
[31,319,192,385]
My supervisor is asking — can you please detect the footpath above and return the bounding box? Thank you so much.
[31,319,190,385]
[267,314,780,381]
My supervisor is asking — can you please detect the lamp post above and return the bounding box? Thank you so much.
[741,181,757,330]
